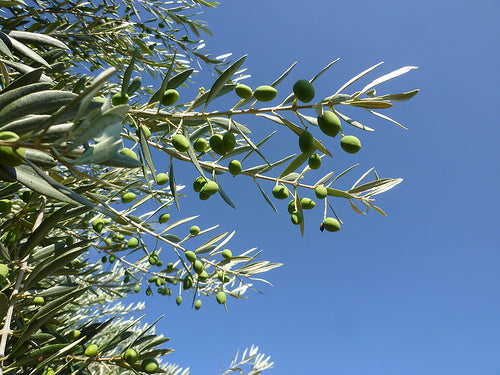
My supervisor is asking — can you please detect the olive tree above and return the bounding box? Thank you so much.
[0,1,418,374]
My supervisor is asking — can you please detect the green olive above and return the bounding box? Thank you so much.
[228,160,242,176]
[190,225,200,236]
[235,84,253,99]
[195,299,202,310]
[0,131,25,167]
[272,184,289,200]
[120,148,138,160]
[300,197,316,210]
[216,291,227,304]
[223,132,236,153]
[159,213,170,223]
[121,192,136,204]
[340,135,362,154]
[290,211,303,225]
[193,138,208,152]
[293,79,315,103]
[127,237,139,248]
[298,130,315,154]
[122,348,138,365]
[171,134,190,152]
[253,85,277,102]
[315,185,328,199]
[185,251,196,263]
[318,110,342,137]
[162,89,179,106]
[141,358,159,373]
[156,173,169,185]
[176,295,183,305]
[322,217,341,232]
[84,344,98,357]
[209,134,226,155]
[221,249,232,259]
[111,92,129,105]
[308,153,321,170]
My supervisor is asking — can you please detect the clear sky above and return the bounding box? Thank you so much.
[129,1,499,374]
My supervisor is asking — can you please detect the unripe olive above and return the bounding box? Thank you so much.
[159,213,170,223]
[33,296,45,306]
[42,367,55,375]
[102,255,107,263]
[183,275,193,290]
[3,228,19,245]
[121,192,136,203]
[109,254,116,263]
[287,200,296,215]
[228,160,242,176]
[124,275,131,283]
[92,219,104,233]
[308,153,321,170]
[193,138,208,152]
[218,271,230,283]
[315,185,328,199]
[84,344,98,357]
[189,225,200,236]
[0,131,26,167]
[112,92,129,106]
[253,85,277,102]
[340,135,362,154]
[223,132,236,153]
[0,199,12,213]
[209,134,226,155]
[185,251,196,263]
[193,176,207,192]
[318,110,342,137]
[161,89,179,106]
[199,270,209,281]
[134,285,140,293]
[290,211,303,225]
[221,249,232,259]
[141,358,159,373]
[298,130,315,154]
[123,348,138,365]
[176,295,182,305]
[149,253,159,265]
[156,173,169,185]
[272,184,289,200]
[200,180,219,196]
[145,286,152,296]
[171,134,190,152]
[199,191,211,200]
[293,79,315,103]
[137,125,151,139]
[0,264,9,284]
[235,84,253,99]
[216,291,227,304]
[195,299,202,310]
[120,148,137,160]
[300,197,316,210]
[68,329,81,341]
[322,217,341,232]
[127,237,139,248]
[193,260,204,274]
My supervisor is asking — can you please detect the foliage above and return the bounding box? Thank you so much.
[0,1,418,373]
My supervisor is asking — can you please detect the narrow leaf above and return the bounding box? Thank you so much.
[204,55,247,110]
[279,152,309,178]
[254,180,278,214]
[169,160,180,212]
[356,66,418,98]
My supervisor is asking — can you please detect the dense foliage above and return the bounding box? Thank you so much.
[0,1,417,373]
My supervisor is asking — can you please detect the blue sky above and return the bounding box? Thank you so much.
[130,1,499,374]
